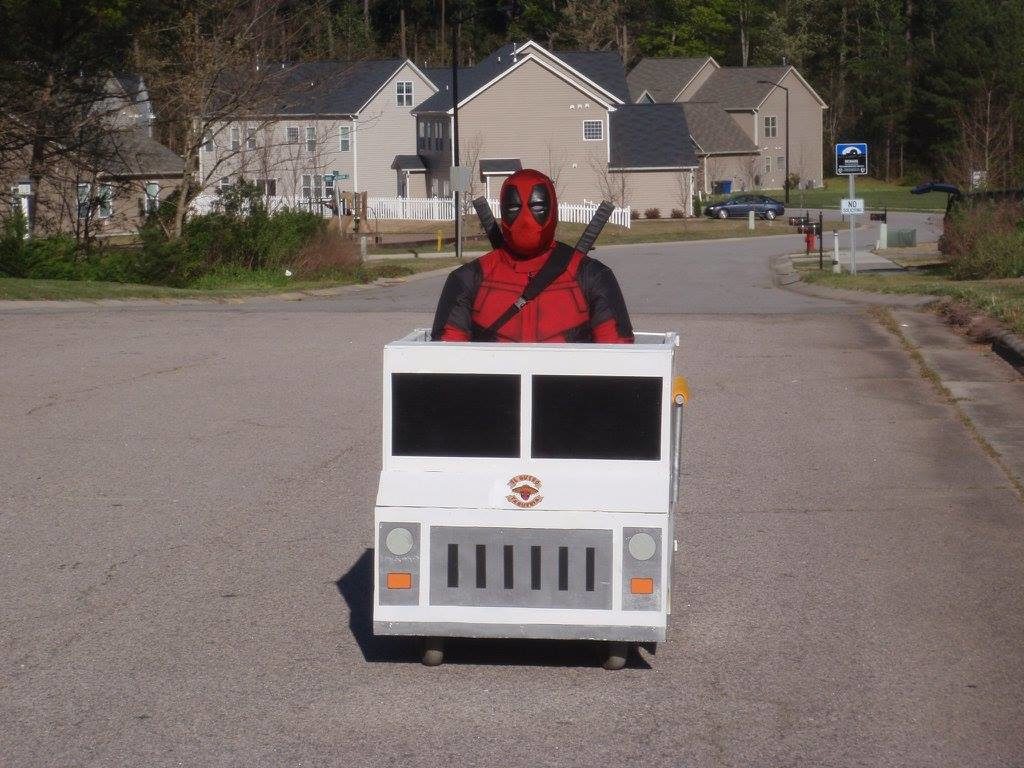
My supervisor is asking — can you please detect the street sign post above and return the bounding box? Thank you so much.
[836,143,869,274]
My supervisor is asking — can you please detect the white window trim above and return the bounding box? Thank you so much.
[245,127,256,150]
[582,120,604,141]
[396,81,414,107]
[763,116,778,139]
[305,126,316,153]
[230,127,240,151]
[339,126,351,152]
[286,126,300,144]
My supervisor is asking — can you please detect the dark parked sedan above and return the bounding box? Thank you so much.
[704,194,785,220]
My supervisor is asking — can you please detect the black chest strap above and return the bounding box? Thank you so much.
[480,243,576,340]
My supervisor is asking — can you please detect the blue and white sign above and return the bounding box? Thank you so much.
[836,143,868,175]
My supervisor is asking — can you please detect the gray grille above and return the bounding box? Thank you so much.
[429,526,613,609]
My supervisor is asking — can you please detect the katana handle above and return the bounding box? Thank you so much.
[472,196,503,250]
[574,200,615,253]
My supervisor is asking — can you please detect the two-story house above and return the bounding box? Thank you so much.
[2,75,183,237]
[200,59,437,202]
[628,57,827,193]
[411,41,698,215]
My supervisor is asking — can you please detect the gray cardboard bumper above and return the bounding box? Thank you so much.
[374,620,665,642]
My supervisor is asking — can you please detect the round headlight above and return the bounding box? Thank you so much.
[627,532,656,561]
[385,527,414,556]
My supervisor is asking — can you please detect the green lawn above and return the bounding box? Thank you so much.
[800,266,1024,335]
[744,177,948,213]
[0,257,458,301]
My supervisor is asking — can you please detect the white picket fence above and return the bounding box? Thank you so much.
[190,194,631,229]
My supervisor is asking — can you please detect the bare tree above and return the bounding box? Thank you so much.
[132,0,303,238]
[587,153,632,208]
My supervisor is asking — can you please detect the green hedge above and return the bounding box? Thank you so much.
[944,201,1024,280]
[0,186,327,286]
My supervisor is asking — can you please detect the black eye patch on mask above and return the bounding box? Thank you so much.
[501,186,522,224]
[529,184,550,225]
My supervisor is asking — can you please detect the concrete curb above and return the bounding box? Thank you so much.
[770,254,938,308]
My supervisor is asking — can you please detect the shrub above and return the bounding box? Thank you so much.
[644,208,661,219]
[0,212,28,277]
[670,208,685,219]
[629,208,640,220]
[944,200,1024,279]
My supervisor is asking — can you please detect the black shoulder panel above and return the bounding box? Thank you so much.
[430,260,483,340]
[577,256,634,339]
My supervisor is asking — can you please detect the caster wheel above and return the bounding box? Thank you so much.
[422,637,445,667]
[602,641,629,670]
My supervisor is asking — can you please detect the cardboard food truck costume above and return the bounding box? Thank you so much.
[372,171,689,668]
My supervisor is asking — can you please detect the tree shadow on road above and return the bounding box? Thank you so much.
[336,548,653,669]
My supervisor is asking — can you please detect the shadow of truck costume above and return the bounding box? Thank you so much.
[431,169,634,343]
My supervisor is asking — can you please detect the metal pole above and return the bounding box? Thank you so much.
[818,211,824,269]
[452,22,462,261]
[785,87,790,205]
[849,173,856,275]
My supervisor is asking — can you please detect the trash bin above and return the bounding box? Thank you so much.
[711,180,733,195]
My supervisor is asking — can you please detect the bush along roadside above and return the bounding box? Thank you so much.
[0,183,383,289]
[943,199,1024,279]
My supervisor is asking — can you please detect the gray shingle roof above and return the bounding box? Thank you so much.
[691,66,788,110]
[414,43,517,114]
[391,154,427,171]
[626,58,713,103]
[102,128,182,177]
[238,60,412,115]
[553,50,630,102]
[678,102,757,155]
[414,43,627,114]
[609,104,698,169]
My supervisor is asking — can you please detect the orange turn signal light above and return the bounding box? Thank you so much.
[630,577,655,595]
[386,572,413,590]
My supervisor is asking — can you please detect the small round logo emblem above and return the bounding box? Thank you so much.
[507,474,544,508]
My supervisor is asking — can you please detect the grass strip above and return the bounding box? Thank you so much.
[0,258,459,302]
[802,267,1024,336]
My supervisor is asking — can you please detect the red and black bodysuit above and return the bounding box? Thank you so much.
[431,169,634,343]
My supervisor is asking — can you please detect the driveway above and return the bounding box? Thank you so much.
[2,211,1021,766]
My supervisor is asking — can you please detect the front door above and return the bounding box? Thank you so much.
[398,172,407,198]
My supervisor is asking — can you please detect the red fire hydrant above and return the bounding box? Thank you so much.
[805,230,817,252]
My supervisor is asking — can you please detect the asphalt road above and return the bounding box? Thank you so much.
[3,211,1022,766]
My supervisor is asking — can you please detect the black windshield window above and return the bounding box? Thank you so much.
[531,375,661,460]
[392,373,520,457]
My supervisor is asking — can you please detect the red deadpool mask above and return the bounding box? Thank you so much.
[499,169,557,258]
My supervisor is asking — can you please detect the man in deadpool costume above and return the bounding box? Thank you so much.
[431,169,633,343]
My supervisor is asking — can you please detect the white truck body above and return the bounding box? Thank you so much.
[373,330,682,643]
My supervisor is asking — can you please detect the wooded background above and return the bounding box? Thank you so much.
[2,0,1023,188]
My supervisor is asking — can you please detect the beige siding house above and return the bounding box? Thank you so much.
[200,60,437,202]
[2,76,183,238]
[628,57,828,191]
[413,41,696,216]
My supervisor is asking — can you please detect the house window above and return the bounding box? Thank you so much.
[286,126,299,144]
[305,126,316,153]
[245,128,256,150]
[230,127,240,151]
[219,176,231,190]
[396,81,413,106]
[764,116,778,139]
[255,179,277,196]
[339,126,350,152]
[777,156,785,172]
[764,156,772,174]
[76,183,90,218]
[144,182,160,214]
[417,122,425,150]
[202,131,214,152]
[301,174,323,199]
[583,120,603,140]
[97,185,113,219]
